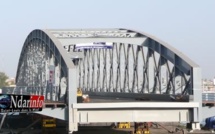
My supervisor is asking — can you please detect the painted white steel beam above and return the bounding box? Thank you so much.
[72,102,199,109]
[77,109,190,123]
[36,108,67,120]
[58,37,146,46]
[35,102,199,121]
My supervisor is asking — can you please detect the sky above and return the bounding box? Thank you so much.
[0,0,215,79]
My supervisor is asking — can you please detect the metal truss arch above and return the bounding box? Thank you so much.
[16,29,74,81]
[15,28,201,103]
[15,29,75,101]
[127,28,199,72]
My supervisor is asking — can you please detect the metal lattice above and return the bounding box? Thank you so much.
[77,41,191,95]
[15,29,198,102]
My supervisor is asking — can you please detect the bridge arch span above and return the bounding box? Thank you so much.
[15,28,201,104]
[16,29,74,101]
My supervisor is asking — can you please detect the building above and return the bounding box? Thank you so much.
[202,78,215,93]
[5,78,16,87]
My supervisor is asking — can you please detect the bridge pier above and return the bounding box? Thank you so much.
[190,67,202,131]
[68,108,78,134]
[192,122,201,130]
[186,122,201,132]
[68,68,78,133]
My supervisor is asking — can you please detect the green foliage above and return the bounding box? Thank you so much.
[0,72,9,88]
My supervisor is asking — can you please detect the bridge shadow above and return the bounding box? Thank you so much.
[73,126,133,134]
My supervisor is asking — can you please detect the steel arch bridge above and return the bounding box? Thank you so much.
[15,28,202,133]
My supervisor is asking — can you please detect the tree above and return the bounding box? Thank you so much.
[0,72,9,88]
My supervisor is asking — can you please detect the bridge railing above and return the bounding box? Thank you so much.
[202,93,215,102]
[1,86,44,95]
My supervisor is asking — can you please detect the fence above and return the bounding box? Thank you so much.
[202,93,215,102]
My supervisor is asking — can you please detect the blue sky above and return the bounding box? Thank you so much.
[0,0,215,79]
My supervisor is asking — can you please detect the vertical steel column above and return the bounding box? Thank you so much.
[68,67,78,133]
[148,49,154,93]
[192,67,202,123]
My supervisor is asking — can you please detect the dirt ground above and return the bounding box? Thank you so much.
[73,124,214,134]
[0,123,213,134]
[72,123,177,134]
